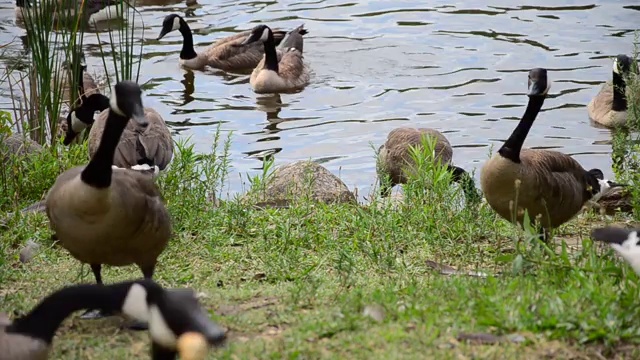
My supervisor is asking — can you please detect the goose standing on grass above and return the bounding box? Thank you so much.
[63,93,174,176]
[591,227,640,275]
[376,127,480,205]
[0,279,226,360]
[45,81,172,322]
[588,54,634,127]
[480,68,623,241]
[240,24,311,94]
[156,14,292,72]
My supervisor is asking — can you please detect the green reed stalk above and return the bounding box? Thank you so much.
[19,0,86,146]
[95,1,143,86]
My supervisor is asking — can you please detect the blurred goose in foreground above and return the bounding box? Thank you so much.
[0,279,225,360]
[376,127,480,205]
[591,227,640,275]
[480,68,624,241]
[156,13,294,72]
[588,54,635,128]
[46,81,172,322]
[240,24,311,93]
[64,93,174,175]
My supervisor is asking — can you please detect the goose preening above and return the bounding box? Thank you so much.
[63,93,174,175]
[45,81,172,321]
[376,127,480,205]
[480,68,624,241]
[156,14,292,72]
[0,279,225,360]
[591,227,640,276]
[588,54,635,128]
[240,24,311,94]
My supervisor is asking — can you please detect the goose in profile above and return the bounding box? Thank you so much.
[591,227,640,275]
[45,81,172,321]
[0,279,225,360]
[588,54,635,127]
[63,93,174,175]
[480,68,623,241]
[240,24,310,94]
[376,127,480,205]
[156,13,293,72]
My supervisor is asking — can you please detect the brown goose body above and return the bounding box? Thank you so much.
[0,322,48,360]
[243,24,310,94]
[88,107,173,171]
[377,128,453,187]
[481,68,613,238]
[46,165,171,267]
[481,149,598,229]
[157,14,290,72]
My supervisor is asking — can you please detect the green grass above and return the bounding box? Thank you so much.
[2,128,640,359]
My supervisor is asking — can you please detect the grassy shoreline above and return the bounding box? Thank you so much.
[2,135,640,359]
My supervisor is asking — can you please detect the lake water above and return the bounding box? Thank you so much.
[0,0,638,200]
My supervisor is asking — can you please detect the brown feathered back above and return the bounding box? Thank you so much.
[377,128,453,187]
[88,108,174,171]
[480,149,596,228]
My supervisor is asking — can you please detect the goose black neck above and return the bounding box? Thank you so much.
[263,29,279,73]
[178,18,197,60]
[6,285,116,344]
[498,96,545,163]
[611,71,627,111]
[80,109,129,188]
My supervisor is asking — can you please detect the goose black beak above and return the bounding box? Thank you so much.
[157,29,169,40]
[131,102,148,127]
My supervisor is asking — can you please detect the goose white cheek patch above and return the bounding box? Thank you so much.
[260,28,269,42]
[70,112,87,133]
[610,231,640,275]
[109,92,126,117]
[122,283,150,322]
[613,59,620,75]
[149,305,177,348]
[172,16,180,32]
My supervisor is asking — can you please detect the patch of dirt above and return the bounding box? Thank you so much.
[215,296,279,317]
[227,325,287,343]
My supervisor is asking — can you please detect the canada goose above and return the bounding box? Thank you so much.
[63,93,174,175]
[588,54,634,127]
[14,0,31,22]
[376,127,480,205]
[45,81,172,320]
[240,24,311,94]
[1,133,42,165]
[0,279,225,360]
[480,68,623,241]
[57,54,101,109]
[591,227,640,275]
[156,14,292,72]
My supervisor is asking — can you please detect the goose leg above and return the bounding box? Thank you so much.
[538,227,551,242]
[80,264,115,319]
[123,263,157,331]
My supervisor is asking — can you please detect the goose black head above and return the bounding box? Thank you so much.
[63,93,110,145]
[527,68,550,97]
[158,14,183,40]
[613,54,633,76]
[111,81,147,127]
[240,24,272,46]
